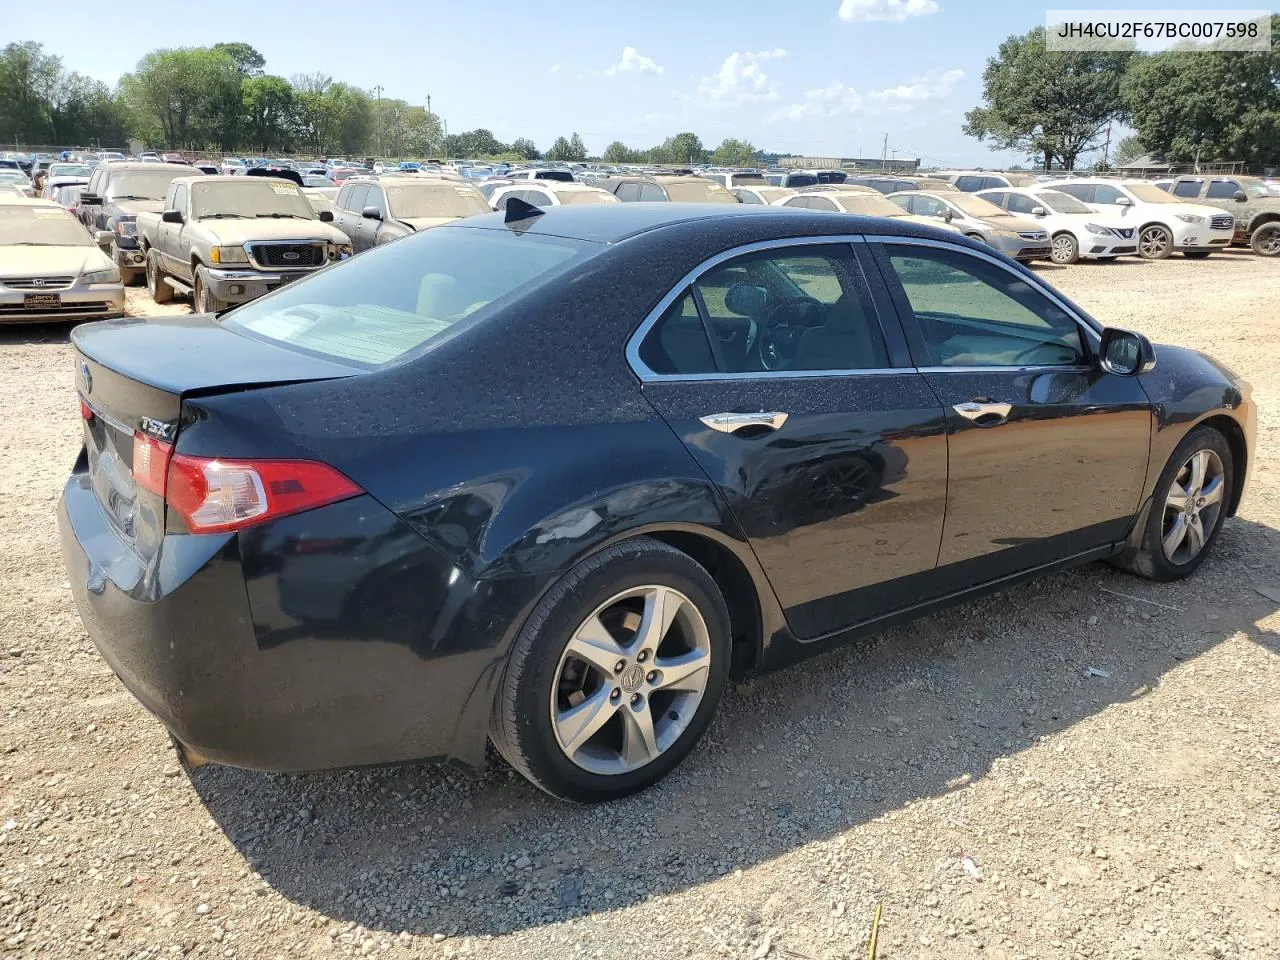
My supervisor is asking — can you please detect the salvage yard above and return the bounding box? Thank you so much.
[2,253,1279,959]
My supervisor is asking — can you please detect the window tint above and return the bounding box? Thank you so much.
[979,177,1007,191]
[809,196,838,211]
[692,246,888,373]
[883,244,1085,368]
[1005,193,1040,215]
[785,174,818,188]
[170,183,187,213]
[344,184,370,212]
[638,292,716,375]
[616,182,642,202]
[1053,183,1093,203]
[639,183,668,202]
[1173,180,1202,198]
[1091,184,1123,204]
[1205,180,1241,199]
[888,194,915,214]
[363,187,386,215]
[913,195,951,218]
[981,191,1010,210]
[954,176,983,192]
[736,190,762,204]
[516,189,550,206]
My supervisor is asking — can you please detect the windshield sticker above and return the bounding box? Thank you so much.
[271,184,300,195]
[33,208,67,219]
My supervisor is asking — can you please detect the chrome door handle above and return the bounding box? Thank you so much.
[952,400,1012,423]
[699,412,789,434]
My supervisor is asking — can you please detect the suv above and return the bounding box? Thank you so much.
[843,175,958,195]
[135,175,351,313]
[938,171,1041,192]
[331,176,492,252]
[1045,178,1235,259]
[487,182,619,211]
[1167,176,1280,257]
[78,162,199,284]
[598,176,739,203]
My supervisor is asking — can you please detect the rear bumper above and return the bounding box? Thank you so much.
[0,284,125,323]
[58,473,510,773]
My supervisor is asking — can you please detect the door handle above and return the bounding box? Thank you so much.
[699,411,789,434]
[952,400,1012,424]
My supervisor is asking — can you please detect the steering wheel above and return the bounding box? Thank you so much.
[1010,340,1077,366]
[758,296,824,371]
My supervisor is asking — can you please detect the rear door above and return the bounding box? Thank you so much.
[631,239,949,639]
[869,237,1151,587]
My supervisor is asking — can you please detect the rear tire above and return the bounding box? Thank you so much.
[193,267,228,314]
[1122,426,1233,582]
[1138,224,1173,260]
[490,538,732,803]
[145,250,173,304]
[1250,223,1280,257]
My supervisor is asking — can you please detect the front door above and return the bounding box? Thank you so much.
[870,239,1152,587]
[633,241,949,638]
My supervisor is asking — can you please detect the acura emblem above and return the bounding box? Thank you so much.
[78,360,92,393]
[282,251,301,261]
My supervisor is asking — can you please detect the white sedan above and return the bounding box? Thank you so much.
[975,187,1140,264]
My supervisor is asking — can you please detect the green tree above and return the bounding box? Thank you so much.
[602,140,636,164]
[510,137,540,160]
[399,106,443,157]
[212,42,265,77]
[711,137,756,166]
[567,132,587,161]
[662,132,706,165]
[118,47,243,149]
[48,73,124,146]
[0,42,59,143]
[241,74,294,153]
[1122,20,1280,169]
[963,27,1134,171]
[1113,134,1145,165]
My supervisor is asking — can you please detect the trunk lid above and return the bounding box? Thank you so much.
[73,314,359,553]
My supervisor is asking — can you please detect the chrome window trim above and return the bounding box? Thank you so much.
[625,234,888,383]
[866,233,1104,350]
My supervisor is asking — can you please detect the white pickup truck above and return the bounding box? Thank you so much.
[136,175,352,313]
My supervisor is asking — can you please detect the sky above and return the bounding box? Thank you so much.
[5,0,1244,165]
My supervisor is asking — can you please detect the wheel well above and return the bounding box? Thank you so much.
[645,530,762,675]
[1139,221,1169,234]
[1051,229,1075,241]
[1199,414,1247,516]
[1250,213,1280,231]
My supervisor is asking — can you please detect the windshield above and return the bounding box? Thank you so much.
[557,190,617,205]
[1037,190,1094,215]
[0,172,30,184]
[222,228,592,366]
[1125,183,1181,204]
[192,179,315,219]
[386,184,491,219]
[949,194,1008,217]
[839,194,908,216]
[664,182,737,203]
[1238,179,1279,198]
[49,164,91,178]
[107,169,193,200]
[0,204,93,246]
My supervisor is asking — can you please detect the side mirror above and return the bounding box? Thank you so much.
[361,206,383,221]
[1099,327,1156,376]
[1115,197,1133,207]
[318,210,334,222]
[161,209,183,224]
[1031,206,1047,217]
[79,193,101,205]
[943,209,954,223]
[1233,190,1247,202]
[94,230,113,248]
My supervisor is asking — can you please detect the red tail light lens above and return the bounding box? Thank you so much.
[165,455,362,534]
[133,432,173,496]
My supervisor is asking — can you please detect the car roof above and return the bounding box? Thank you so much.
[102,162,197,172]
[795,188,887,201]
[0,196,62,207]
[447,202,972,246]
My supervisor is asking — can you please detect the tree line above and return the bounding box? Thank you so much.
[0,41,760,164]
[964,16,1280,170]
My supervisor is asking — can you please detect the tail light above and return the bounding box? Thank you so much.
[129,430,361,534]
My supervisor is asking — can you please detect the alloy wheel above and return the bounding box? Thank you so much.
[550,585,711,775]
[1162,449,1225,565]
[1140,226,1171,258]
[1255,226,1280,257]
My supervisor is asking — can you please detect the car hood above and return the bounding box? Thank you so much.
[111,198,164,218]
[899,214,962,232]
[0,245,112,278]
[400,216,463,231]
[203,219,350,245]
[997,216,1046,234]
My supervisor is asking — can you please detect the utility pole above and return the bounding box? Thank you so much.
[1101,124,1112,169]
[374,84,383,158]
[879,132,888,172]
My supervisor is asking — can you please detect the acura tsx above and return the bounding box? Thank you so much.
[59,202,1254,802]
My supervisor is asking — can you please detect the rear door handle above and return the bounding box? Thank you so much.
[699,411,789,434]
[952,400,1012,424]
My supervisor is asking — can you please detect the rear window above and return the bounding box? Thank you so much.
[221,228,592,367]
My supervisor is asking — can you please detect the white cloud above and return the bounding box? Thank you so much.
[605,47,664,76]
[837,0,940,22]
[695,49,788,106]
[867,68,965,104]
[547,63,563,74]
[771,82,864,122]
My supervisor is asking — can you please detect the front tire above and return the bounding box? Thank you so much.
[490,538,732,802]
[145,250,173,304]
[1250,223,1280,257]
[1138,224,1173,260]
[1124,426,1233,582]
[193,266,228,314]
[1050,232,1080,265]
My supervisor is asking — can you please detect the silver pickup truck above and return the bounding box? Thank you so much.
[136,175,352,313]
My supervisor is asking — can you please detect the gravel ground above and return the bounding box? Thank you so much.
[2,252,1278,960]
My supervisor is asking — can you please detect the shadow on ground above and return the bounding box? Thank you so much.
[0,322,74,346]
[190,516,1280,937]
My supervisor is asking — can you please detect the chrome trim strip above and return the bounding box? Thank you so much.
[916,364,1094,374]
[642,367,906,383]
[625,235,871,382]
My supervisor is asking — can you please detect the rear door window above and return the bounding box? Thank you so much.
[1173,180,1203,198]
[1205,180,1241,199]
[1091,184,1124,205]
[1053,183,1094,203]
[954,176,983,192]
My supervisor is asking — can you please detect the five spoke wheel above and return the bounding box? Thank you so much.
[1162,448,1225,565]
[551,585,711,775]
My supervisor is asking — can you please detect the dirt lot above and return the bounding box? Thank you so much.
[1,252,1278,959]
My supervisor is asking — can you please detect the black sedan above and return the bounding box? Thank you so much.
[59,203,1255,802]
